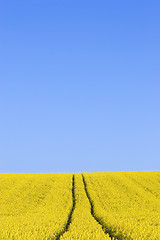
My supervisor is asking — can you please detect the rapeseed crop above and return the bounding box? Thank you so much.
[0,173,73,239]
[83,171,160,240]
[0,172,160,239]
[60,173,111,240]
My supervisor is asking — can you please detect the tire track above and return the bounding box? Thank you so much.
[82,174,120,240]
[55,174,75,240]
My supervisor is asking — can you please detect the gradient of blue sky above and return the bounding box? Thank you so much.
[1,0,160,173]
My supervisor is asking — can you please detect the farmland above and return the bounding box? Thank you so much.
[0,172,160,239]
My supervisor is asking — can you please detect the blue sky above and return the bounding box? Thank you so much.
[1,0,160,173]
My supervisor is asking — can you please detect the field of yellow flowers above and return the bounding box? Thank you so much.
[0,171,160,239]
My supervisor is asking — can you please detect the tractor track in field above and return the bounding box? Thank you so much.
[56,174,120,240]
[82,174,120,240]
[55,174,76,240]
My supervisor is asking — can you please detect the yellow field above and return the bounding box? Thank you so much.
[0,173,73,239]
[0,172,160,239]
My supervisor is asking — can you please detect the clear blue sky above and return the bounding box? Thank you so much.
[1,0,160,173]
